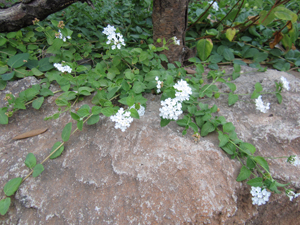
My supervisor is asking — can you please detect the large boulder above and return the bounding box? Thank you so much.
[0,66,299,224]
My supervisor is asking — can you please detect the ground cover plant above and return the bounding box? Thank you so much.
[0,0,300,216]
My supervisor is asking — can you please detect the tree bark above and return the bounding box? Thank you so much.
[152,0,189,64]
[0,0,87,33]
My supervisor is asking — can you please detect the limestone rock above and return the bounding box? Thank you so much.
[0,67,299,224]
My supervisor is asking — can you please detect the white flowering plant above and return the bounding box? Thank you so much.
[0,14,299,216]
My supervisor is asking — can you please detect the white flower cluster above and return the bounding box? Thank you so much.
[250,186,271,206]
[173,36,180,46]
[159,79,192,120]
[209,1,219,10]
[174,79,193,102]
[155,76,162,93]
[287,155,300,166]
[102,25,125,50]
[57,29,71,42]
[255,95,270,113]
[159,98,183,120]
[280,76,290,91]
[286,190,300,201]
[110,105,145,132]
[53,62,72,73]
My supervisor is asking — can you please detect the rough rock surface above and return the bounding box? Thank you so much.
[0,66,300,224]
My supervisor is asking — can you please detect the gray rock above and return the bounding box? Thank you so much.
[0,67,299,224]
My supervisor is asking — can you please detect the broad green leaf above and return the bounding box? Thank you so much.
[25,153,36,169]
[239,142,256,155]
[254,52,268,63]
[196,39,213,61]
[223,48,234,61]
[92,106,102,115]
[31,68,43,76]
[228,93,238,106]
[218,131,229,147]
[139,51,149,62]
[61,122,72,142]
[274,6,298,22]
[160,118,171,127]
[47,38,63,54]
[38,57,54,72]
[177,118,188,127]
[77,120,83,131]
[50,141,64,159]
[87,114,100,125]
[221,142,235,155]
[200,121,215,137]
[32,97,44,110]
[223,122,235,133]
[0,80,7,90]
[226,83,236,92]
[251,91,260,99]
[255,82,263,92]
[236,166,252,182]
[0,108,9,124]
[247,177,263,187]
[189,122,198,133]
[55,98,68,106]
[70,112,80,121]
[225,28,236,42]
[4,177,22,196]
[132,82,145,94]
[101,107,114,117]
[107,87,119,100]
[32,164,44,177]
[259,10,276,26]
[1,71,15,81]
[7,53,29,69]
[130,108,139,119]
[247,157,256,169]
[0,198,11,215]
[254,156,269,172]
[209,54,223,64]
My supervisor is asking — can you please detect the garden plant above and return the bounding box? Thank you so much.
[0,0,300,216]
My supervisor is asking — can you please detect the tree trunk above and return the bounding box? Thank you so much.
[152,0,189,64]
[0,0,89,33]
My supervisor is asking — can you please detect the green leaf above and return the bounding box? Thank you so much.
[77,120,83,131]
[61,122,72,142]
[31,68,43,76]
[239,142,256,155]
[1,71,15,81]
[32,97,44,110]
[254,156,269,172]
[0,198,11,215]
[87,114,100,125]
[139,51,149,62]
[50,141,64,159]
[236,166,252,182]
[274,6,298,22]
[276,93,282,104]
[225,28,236,42]
[0,108,8,125]
[101,107,114,117]
[196,39,213,61]
[255,82,263,92]
[221,142,235,155]
[55,98,68,106]
[77,109,90,118]
[47,38,63,54]
[7,53,29,69]
[228,93,238,106]
[160,118,171,127]
[223,122,235,133]
[107,87,119,100]
[226,83,236,92]
[189,122,198,133]
[223,48,234,61]
[218,131,229,147]
[32,164,44,177]
[254,52,268,63]
[0,80,7,90]
[25,153,36,169]
[4,177,22,196]
[38,58,54,72]
[70,112,80,121]
[200,121,215,137]
[251,91,260,99]
[92,106,102,115]
[130,108,139,119]
[177,118,188,127]
[247,157,256,169]
[247,177,263,187]
[209,54,223,64]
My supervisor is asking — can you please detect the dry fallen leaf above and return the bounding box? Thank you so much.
[13,128,48,140]
[184,68,196,74]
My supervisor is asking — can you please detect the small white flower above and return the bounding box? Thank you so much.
[208,1,219,10]
[173,37,180,46]
[53,62,72,73]
[57,29,71,42]
[110,108,133,132]
[286,190,300,201]
[250,186,271,206]
[129,105,145,117]
[255,95,270,113]
[280,76,290,91]
[155,76,162,93]
[103,25,126,50]
[159,98,183,120]
[174,79,192,102]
